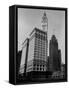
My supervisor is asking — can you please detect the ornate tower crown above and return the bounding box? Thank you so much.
[41,12,48,32]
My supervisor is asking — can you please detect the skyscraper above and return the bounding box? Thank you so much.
[19,12,48,79]
[25,12,48,79]
[49,35,61,72]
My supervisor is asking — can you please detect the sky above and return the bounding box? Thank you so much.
[18,8,65,64]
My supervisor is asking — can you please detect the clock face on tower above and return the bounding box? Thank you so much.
[41,12,48,32]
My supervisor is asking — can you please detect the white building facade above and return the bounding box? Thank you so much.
[26,12,48,73]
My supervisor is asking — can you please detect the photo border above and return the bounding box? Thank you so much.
[15,5,67,84]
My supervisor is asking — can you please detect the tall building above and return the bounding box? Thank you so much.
[49,35,61,72]
[19,38,29,75]
[26,28,48,78]
[19,12,48,79]
[26,12,48,78]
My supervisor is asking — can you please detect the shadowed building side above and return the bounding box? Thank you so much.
[16,51,22,80]
[48,35,61,72]
[58,50,61,70]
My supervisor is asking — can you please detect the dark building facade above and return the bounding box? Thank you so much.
[48,35,61,72]
[51,64,65,79]
[61,64,65,78]
[16,51,22,80]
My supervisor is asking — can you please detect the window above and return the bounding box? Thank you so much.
[40,65,42,68]
[34,64,36,67]
[43,65,44,67]
[33,68,35,70]
[43,68,44,71]
[37,68,39,70]
[40,68,41,70]
[37,65,39,67]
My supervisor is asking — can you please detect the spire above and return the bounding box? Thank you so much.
[44,12,46,16]
[41,12,48,32]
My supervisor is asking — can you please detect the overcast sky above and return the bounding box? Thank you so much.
[18,8,65,64]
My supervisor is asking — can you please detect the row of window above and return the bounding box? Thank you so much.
[35,31,47,35]
[35,40,47,43]
[34,56,47,59]
[34,55,47,57]
[35,32,47,36]
[52,75,65,78]
[27,67,46,72]
[27,52,47,57]
[34,57,47,59]
[35,42,47,45]
[35,33,47,37]
[34,52,47,55]
[19,65,47,73]
[34,50,47,52]
[35,50,47,52]
[35,43,47,45]
[34,59,46,61]
[34,49,47,52]
[35,48,47,50]
[35,46,47,48]
[34,49,47,51]
[34,53,47,55]
[33,62,47,65]
[35,36,47,41]
[35,37,47,40]
[34,58,46,61]
[34,53,47,56]
[27,53,47,59]
[35,44,47,47]
[33,67,46,71]
[34,64,46,67]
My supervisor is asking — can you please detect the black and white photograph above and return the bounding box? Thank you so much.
[9,5,67,84]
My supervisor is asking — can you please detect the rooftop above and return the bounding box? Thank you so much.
[30,27,47,36]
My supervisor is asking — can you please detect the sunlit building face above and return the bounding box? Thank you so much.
[19,12,48,74]
[26,28,48,72]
